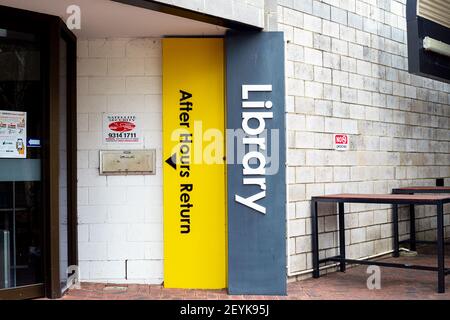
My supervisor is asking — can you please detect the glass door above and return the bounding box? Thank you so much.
[0,5,77,300]
[0,27,44,293]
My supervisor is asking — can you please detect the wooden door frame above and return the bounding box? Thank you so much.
[47,16,78,300]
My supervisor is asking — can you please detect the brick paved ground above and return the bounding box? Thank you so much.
[61,245,450,300]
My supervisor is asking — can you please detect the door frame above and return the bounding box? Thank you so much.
[46,14,78,299]
[0,5,77,300]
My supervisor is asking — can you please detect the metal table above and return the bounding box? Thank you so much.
[311,193,450,293]
[392,187,450,251]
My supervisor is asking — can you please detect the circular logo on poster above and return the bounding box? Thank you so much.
[109,121,135,133]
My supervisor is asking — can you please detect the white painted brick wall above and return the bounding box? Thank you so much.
[280,0,450,279]
[77,38,163,284]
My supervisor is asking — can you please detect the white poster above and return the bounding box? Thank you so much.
[0,110,27,159]
[103,113,141,144]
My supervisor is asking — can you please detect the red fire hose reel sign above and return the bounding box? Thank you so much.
[334,134,349,151]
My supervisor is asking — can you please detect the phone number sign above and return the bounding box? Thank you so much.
[103,113,141,144]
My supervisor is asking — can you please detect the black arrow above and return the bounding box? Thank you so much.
[165,153,177,170]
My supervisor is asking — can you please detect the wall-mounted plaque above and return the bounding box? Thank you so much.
[99,150,156,175]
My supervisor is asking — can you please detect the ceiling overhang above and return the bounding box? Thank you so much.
[112,0,262,31]
[0,0,228,38]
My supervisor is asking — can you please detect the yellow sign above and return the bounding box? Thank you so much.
[162,38,226,289]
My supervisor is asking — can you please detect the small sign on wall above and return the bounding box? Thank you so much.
[0,110,27,159]
[99,150,155,175]
[334,134,349,151]
[103,113,141,144]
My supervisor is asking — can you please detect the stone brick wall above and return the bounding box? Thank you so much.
[154,0,265,28]
[278,0,450,278]
[76,38,163,284]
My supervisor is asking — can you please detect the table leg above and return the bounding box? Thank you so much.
[311,200,319,278]
[437,203,445,293]
[338,202,346,272]
[409,204,417,251]
[392,204,399,258]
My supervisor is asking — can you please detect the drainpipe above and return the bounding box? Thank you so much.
[264,0,278,31]
[282,12,291,278]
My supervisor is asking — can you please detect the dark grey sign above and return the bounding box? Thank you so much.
[226,31,286,295]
